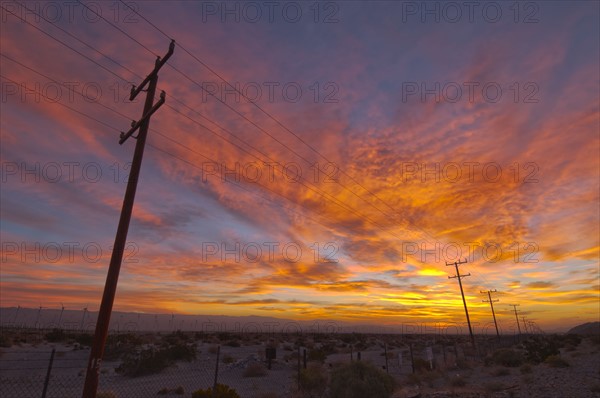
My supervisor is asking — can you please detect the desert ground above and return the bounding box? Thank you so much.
[1,328,599,398]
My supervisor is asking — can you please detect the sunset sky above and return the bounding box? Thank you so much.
[1,1,598,333]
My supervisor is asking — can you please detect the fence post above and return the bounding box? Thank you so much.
[297,346,301,391]
[409,344,415,374]
[303,349,307,369]
[213,345,220,395]
[384,344,389,373]
[41,348,55,398]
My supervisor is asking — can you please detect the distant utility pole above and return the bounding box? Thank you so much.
[82,40,174,398]
[447,259,475,347]
[509,304,522,335]
[481,289,500,338]
[522,316,529,334]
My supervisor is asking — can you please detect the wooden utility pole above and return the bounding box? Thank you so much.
[509,304,522,335]
[447,259,475,347]
[481,289,500,338]
[82,40,174,398]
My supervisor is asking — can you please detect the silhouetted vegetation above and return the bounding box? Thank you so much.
[522,336,560,364]
[115,337,196,377]
[329,361,395,398]
[298,364,327,397]
[192,384,240,398]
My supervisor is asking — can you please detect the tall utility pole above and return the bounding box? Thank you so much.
[481,289,500,338]
[447,259,475,347]
[509,304,522,335]
[82,40,174,398]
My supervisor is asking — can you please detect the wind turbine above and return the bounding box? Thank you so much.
[35,304,46,329]
[80,304,89,331]
[12,305,20,325]
[57,303,65,328]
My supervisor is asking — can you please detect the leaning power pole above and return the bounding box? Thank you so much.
[509,304,522,335]
[82,40,175,398]
[481,289,500,338]
[447,259,475,347]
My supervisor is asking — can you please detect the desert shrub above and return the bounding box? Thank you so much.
[490,348,524,367]
[162,330,190,345]
[104,333,145,361]
[307,349,327,363]
[590,384,600,393]
[157,387,169,395]
[166,342,196,362]
[192,383,240,398]
[116,342,196,376]
[298,364,327,397]
[522,336,560,364]
[243,363,267,377]
[225,340,241,347]
[544,355,569,368]
[519,364,532,374]
[329,361,395,398]
[117,348,170,376]
[174,386,184,395]
[208,345,220,354]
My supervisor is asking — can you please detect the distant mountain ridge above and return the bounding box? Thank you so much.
[567,322,600,335]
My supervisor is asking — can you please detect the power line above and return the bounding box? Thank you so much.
[0,65,345,236]
[0,4,134,85]
[75,0,159,57]
[13,1,142,82]
[2,2,426,248]
[115,0,446,244]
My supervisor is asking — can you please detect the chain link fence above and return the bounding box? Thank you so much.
[0,334,522,397]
